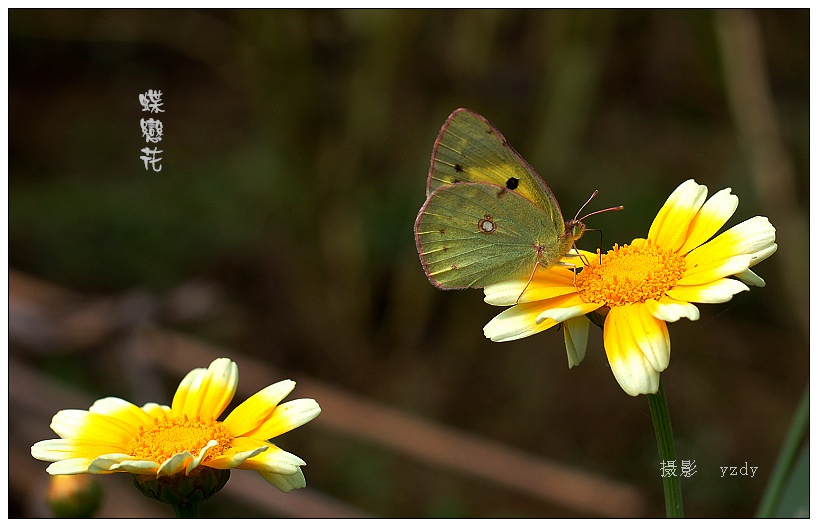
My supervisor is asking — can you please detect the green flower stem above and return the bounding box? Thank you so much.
[755,384,809,518]
[172,502,199,519]
[647,379,684,518]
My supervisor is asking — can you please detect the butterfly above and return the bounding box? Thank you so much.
[414,108,616,290]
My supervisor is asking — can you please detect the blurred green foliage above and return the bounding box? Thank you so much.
[10,9,808,518]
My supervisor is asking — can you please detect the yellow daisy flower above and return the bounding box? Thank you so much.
[31,358,321,494]
[483,179,777,396]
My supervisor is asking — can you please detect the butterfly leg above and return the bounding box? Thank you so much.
[515,261,542,304]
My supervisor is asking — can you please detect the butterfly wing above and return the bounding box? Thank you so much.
[427,108,566,236]
[415,182,567,290]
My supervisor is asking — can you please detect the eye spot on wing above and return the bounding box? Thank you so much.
[506,177,519,190]
[478,215,497,234]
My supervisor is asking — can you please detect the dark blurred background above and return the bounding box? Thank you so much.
[9,9,809,518]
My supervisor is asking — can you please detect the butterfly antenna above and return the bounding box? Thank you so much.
[573,191,621,267]
[573,190,598,221]
[567,190,620,275]
[574,190,624,223]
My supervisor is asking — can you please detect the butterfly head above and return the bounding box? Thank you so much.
[564,219,586,244]
[568,190,624,244]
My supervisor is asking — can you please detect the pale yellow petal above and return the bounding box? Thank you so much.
[171,366,207,416]
[89,397,156,429]
[729,216,777,260]
[678,254,752,286]
[630,304,670,373]
[45,458,98,475]
[677,187,738,255]
[564,315,589,368]
[223,380,296,437]
[32,438,125,462]
[108,459,160,475]
[50,409,138,445]
[734,268,766,287]
[685,216,776,270]
[535,301,597,325]
[483,279,528,306]
[484,291,599,343]
[483,265,577,306]
[483,301,559,342]
[236,443,305,476]
[747,240,778,267]
[603,305,666,396]
[559,249,597,267]
[184,439,221,475]
[648,179,708,252]
[260,467,306,492]
[645,298,700,323]
[157,451,194,477]
[666,278,749,304]
[88,453,135,474]
[205,436,269,470]
[630,238,648,247]
[141,403,170,420]
[52,456,158,476]
[171,358,238,420]
[246,399,321,441]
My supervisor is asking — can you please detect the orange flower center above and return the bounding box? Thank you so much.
[576,242,686,306]
[128,415,234,465]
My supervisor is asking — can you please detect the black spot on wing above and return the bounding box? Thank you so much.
[505,177,519,190]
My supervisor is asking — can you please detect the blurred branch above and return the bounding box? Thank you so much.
[714,9,808,333]
[8,271,153,353]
